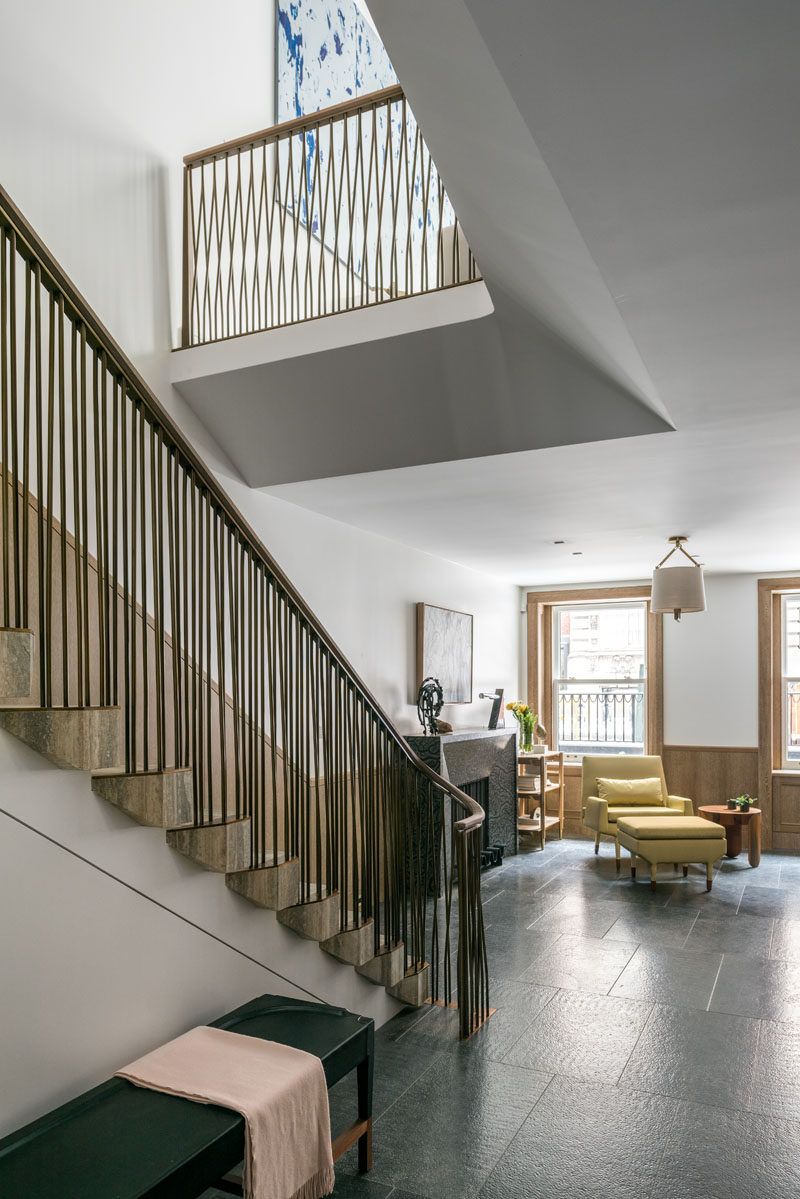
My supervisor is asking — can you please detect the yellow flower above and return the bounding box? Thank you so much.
[505,702,513,710]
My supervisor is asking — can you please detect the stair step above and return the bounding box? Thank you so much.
[226,855,301,910]
[0,706,123,770]
[0,628,35,699]
[356,942,405,988]
[277,891,340,942]
[320,918,376,967]
[388,963,430,1007]
[166,818,251,872]
[92,769,194,828]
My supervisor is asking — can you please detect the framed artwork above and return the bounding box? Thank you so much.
[416,603,473,704]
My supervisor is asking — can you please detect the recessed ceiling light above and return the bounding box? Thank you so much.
[572,551,583,556]
[553,540,565,545]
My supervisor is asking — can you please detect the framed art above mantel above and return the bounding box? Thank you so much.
[416,603,473,704]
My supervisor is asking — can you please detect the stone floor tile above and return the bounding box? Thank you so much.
[683,910,773,957]
[519,933,638,994]
[619,1003,760,1111]
[478,1074,672,1198]
[351,1056,552,1198]
[526,897,624,939]
[604,907,699,949]
[656,1099,800,1199]
[738,884,800,920]
[609,943,723,1010]
[750,1019,800,1120]
[770,918,800,962]
[709,953,800,1022]
[502,989,651,1083]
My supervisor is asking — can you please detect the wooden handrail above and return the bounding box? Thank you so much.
[183,84,405,167]
[0,180,483,835]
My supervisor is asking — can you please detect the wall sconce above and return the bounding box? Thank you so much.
[650,536,706,621]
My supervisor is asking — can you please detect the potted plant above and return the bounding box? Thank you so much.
[506,701,537,752]
[728,794,753,812]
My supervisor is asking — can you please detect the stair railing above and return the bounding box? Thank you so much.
[181,85,481,346]
[0,183,489,1038]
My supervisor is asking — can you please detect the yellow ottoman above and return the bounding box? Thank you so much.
[616,815,727,892]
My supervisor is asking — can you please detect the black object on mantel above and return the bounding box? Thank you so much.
[478,689,505,730]
[417,676,444,734]
[407,728,518,857]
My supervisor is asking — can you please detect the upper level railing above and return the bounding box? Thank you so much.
[0,183,488,1038]
[181,86,480,346]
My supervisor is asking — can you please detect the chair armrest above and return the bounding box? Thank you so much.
[583,795,607,830]
[667,795,694,815]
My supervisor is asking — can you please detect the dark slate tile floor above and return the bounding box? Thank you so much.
[204,836,800,1199]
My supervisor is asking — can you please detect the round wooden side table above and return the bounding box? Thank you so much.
[698,805,761,866]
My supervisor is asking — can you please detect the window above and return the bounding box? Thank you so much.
[782,594,800,768]
[552,602,647,758]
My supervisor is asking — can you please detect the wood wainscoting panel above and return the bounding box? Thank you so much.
[772,773,800,851]
[560,764,586,837]
[662,746,759,814]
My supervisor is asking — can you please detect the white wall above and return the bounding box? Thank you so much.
[663,573,758,746]
[0,0,275,396]
[0,731,400,1136]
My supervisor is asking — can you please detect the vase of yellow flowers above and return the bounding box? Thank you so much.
[507,701,537,752]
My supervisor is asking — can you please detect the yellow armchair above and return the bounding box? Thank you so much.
[581,755,694,868]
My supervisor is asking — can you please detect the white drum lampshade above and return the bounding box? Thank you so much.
[650,537,706,621]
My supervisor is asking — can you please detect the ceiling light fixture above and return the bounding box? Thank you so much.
[650,536,706,622]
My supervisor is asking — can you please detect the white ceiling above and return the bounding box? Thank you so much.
[261,0,800,584]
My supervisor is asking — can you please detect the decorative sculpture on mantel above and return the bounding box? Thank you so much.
[478,689,505,730]
[417,676,444,735]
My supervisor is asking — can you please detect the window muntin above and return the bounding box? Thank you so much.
[782,594,800,768]
[552,602,647,758]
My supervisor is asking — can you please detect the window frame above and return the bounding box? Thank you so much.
[526,585,663,763]
[551,599,649,759]
[780,592,800,771]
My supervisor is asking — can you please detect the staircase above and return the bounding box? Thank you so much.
[0,183,489,1038]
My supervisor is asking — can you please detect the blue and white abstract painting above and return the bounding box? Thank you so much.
[276,0,461,294]
[277,0,396,119]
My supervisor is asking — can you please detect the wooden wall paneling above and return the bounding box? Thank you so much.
[662,746,758,811]
[772,773,800,851]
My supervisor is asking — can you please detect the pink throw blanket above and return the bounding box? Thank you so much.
[116,1025,335,1199]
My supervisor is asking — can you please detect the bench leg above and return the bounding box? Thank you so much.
[357,1052,373,1172]
[683,865,689,878]
[615,840,621,872]
[630,852,637,880]
[594,833,600,855]
[650,862,657,892]
[706,863,713,892]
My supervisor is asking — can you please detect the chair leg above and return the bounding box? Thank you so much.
[594,833,600,855]
[706,863,713,892]
[540,799,545,852]
[674,863,679,872]
[615,840,621,872]
[650,862,657,892]
[682,865,689,878]
[630,851,637,880]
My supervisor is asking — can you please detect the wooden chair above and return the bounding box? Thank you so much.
[517,750,564,849]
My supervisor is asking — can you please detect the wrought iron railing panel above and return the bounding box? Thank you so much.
[0,183,488,1038]
[181,87,481,346]
[555,683,646,754]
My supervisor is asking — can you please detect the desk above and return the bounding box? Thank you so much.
[699,804,761,866]
[518,750,564,850]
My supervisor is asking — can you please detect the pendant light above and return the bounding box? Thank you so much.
[650,536,706,621]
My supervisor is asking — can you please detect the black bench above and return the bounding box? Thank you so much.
[0,994,374,1199]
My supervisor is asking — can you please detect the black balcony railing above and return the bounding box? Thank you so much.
[556,685,644,754]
